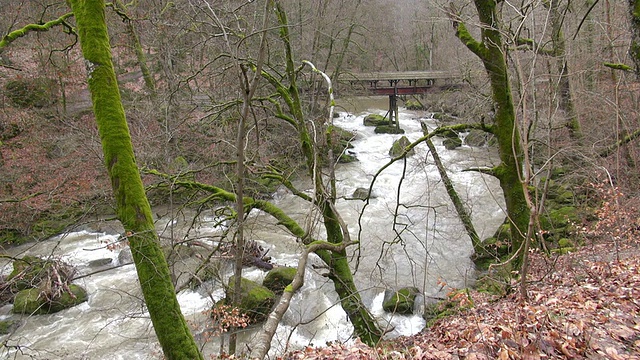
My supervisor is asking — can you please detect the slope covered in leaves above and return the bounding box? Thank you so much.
[283,237,640,359]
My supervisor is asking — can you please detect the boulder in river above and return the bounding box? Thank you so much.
[3,256,87,314]
[383,287,420,315]
[375,125,405,134]
[389,136,415,157]
[12,284,88,314]
[464,129,494,147]
[222,277,276,322]
[263,266,297,294]
[443,137,462,150]
[351,187,373,200]
[404,99,425,110]
[363,114,389,126]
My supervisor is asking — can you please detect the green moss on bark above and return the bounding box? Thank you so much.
[69,1,202,358]
[454,1,530,269]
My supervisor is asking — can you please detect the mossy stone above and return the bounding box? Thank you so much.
[389,136,414,157]
[363,114,389,126]
[494,223,511,242]
[432,112,456,122]
[464,129,494,147]
[7,256,54,292]
[555,191,575,205]
[558,238,574,248]
[475,273,510,297]
[443,137,462,150]
[338,154,358,163]
[351,187,372,200]
[374,125,405,134]
[12,284,88,315]
[0,320,20,335]
[404,99,424,110]
[423,289,473,327]
[553,238,576,254]
[473,234,511,271]
[440,129,459,139]
[225,278,276,322]
[382,287,420,315]
[541,206,579,229]
[327,126,357,164]
[263,266,296,294]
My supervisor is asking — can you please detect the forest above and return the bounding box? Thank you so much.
[0,0,639,359]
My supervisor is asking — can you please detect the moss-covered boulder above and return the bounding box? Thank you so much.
[374,125,405,134]
[351,187,374,200]
[389,136,415,157]
[439,129,459,139]
[338,154,358,163]
[443,137,462,150]
[405,99,425,110]
[224,278,276,322]
[432,112,456,123]
[363,114,389,126]
[263,266,297,294]
[540,206,579,232]
[7,256,56,292]
[382,287,420,315]
[423,289,474,327]
[472,222,512,271]
[12,284,88,315]
[326,125,357,164]
[464,129,494,147]
[553,238,576,254]
[0,319,20,335]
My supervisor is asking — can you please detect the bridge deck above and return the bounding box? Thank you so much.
[339,70,454,82]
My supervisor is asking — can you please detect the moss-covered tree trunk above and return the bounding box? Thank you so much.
[453,1,530,268]
[314,205,383,345]
[271,0,383,345]
[69,1,202,359]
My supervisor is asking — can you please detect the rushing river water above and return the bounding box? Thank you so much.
[0,100,504,359]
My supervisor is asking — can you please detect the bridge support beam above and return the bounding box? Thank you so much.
[388,94,399,128]
[387,80,400,130]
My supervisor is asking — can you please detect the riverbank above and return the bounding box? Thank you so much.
[283,235,640,359]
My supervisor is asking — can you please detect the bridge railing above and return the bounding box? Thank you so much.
[337,71,454,83]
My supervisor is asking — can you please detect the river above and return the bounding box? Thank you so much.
[0,98,504,359]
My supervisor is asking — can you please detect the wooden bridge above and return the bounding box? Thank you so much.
[338,71,461,125]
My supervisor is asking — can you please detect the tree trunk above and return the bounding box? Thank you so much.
[124,16,156,97]
[271,0,383,345]
[549,0,581,138]
[314,203,383,345]
[68,1,202,359]
[453,0,530,268]
[421,123,481,251]
[630,0,640,76]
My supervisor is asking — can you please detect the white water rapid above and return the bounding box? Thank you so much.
[0,103,505,359]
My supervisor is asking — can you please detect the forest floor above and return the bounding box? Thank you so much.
[281,236,640,360]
